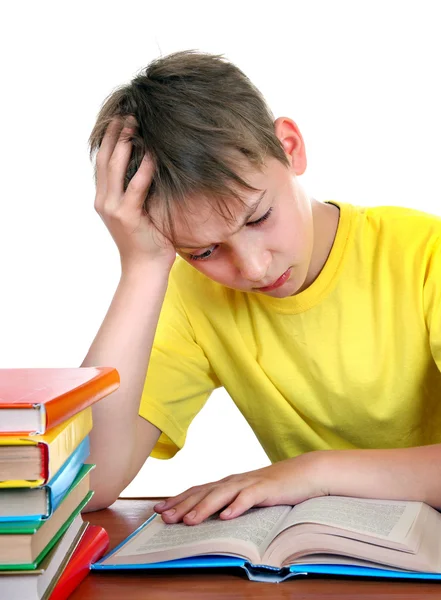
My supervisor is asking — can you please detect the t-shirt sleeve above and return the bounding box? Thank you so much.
[424,237,441,369]
[138,271,220,459]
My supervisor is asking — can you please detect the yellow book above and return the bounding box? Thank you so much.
[0,408,92,488]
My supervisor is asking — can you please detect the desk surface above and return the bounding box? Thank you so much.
[70,498,441,599]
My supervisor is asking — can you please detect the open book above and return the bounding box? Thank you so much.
[93,496,441,582]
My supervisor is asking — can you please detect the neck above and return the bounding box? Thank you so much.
[302,199,340,290]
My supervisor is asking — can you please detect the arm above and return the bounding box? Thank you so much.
[318,443,441,508]
[82,118,176,511]
[82,264,167,511]
[153,444,441,525]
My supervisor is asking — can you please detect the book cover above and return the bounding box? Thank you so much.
[0,437,90,521]
[92,497,441,583]
[0,408,92,488]
[50,524,110,600]
[0,367,119,434]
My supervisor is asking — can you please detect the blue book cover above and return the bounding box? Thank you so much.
[0,436,90,522]
[92,504,441,583]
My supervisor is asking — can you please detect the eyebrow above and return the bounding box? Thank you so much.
[176,190,267,249]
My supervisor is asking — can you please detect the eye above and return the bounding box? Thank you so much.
[188,245,219,261]
[247,207,273,227]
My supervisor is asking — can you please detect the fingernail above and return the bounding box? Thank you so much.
[155,501,166,510]
[186,510,197,519]
[163,509,176,516]
[221,508,232,517]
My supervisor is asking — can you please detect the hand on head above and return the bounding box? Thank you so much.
[94,118,176,273]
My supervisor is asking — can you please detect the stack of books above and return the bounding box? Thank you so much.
[0,367,119,599]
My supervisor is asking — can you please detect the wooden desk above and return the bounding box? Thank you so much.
[70,498,441,599]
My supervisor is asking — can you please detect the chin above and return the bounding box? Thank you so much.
[261,286,296,298]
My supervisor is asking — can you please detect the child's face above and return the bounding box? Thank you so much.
[172,157,315,298]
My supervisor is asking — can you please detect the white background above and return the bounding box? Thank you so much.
[0,1,440,496]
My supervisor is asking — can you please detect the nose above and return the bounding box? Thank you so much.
[234,247,271,282]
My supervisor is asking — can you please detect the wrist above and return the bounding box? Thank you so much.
[310,448,376,499]
[305,449,334,498]
[120,255,175,283]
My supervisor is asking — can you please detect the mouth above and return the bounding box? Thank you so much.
[255,268,292,292]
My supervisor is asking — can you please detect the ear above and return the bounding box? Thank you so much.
[274,117,307,176]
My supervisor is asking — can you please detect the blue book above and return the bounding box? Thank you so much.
[0,436,89,521]
[92,497,441,582]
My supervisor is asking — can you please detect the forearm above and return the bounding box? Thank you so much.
[316,443,441,508]
[81,262,169,499]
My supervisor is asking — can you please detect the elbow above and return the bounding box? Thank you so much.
[83,473,125,513]
[83,490,120,513]
[82,467,124,513]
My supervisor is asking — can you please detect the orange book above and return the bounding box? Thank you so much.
[49,524,109,600]
[0,367,119,435]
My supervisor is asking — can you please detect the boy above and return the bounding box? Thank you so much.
[82,50,441,525]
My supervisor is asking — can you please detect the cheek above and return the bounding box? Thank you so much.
[272,215,297,251]
[273,208,312,259]
[182,257,236,285]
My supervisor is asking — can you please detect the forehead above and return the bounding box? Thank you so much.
[171,190,264,248]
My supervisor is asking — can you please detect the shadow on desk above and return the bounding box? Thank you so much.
[70,498,441,599]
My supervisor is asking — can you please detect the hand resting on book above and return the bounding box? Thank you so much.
[154,452,326,526]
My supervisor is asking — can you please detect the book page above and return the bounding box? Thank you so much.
[114,505,290,559]
[277,496,420,543]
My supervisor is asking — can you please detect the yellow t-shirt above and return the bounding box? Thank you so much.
[139,201,441,462]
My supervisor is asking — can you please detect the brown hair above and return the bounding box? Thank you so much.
[89,50,289,242]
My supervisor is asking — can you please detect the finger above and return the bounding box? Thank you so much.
[153,473,233,514]
[95,118,124,196]
[123,154,155,212]
[154,484,206,513]
[105,126,137,199]
[181,486,246,525]
[219,485,267,520]
[160,490,208,524]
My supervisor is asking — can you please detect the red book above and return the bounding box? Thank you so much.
[0,367,119,434]
[50,524,110,600]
